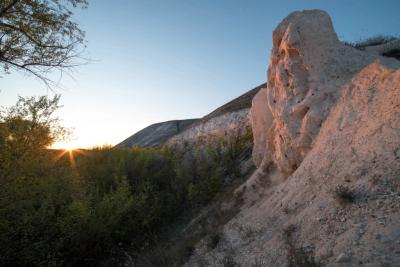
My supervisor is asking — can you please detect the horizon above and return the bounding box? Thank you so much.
[1,0,400,149]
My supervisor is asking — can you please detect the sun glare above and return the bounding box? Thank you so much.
[53,144,86,171]
[52,140,79,151]
[63,145,76,152]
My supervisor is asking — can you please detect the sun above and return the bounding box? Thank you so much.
[52,140,78,151]
[63,144,76,152]
[52,142,86,171]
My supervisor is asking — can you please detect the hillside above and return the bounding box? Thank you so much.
[183,10,400,267]
[116,119,198,148]
[117,84,263,148]
[114,9,399,267]
[200,83,264,123]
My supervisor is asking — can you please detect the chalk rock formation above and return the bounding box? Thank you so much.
[167,84,262,146]
[252,9,387,174]
[168,108,250,145]
[185,10,400,267]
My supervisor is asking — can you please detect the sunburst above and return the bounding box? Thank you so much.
[53,147,86,171]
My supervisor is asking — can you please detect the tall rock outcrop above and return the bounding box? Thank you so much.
[251,10,397,174]
[185,10,400,267]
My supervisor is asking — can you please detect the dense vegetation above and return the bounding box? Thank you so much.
[0,96,253,266]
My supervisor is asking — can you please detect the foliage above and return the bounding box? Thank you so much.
[0,0,88,87]
[184,127,253,207]
[0,95,78,266]
[343,35,400,60]
[0,96,254,266]
[0,95,67,180]
[343,35,398,50]
[220,253,237,267]
[207,230,222,250]
[283,224,321,267]
[287,247,321,267]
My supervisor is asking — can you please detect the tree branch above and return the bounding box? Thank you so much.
[0,21,68,49]
[0,0,20,17]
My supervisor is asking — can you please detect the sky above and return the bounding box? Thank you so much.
[1,0,400,149]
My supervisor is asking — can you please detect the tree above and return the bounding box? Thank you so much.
[0,0,88,88]
[0,95,67,178]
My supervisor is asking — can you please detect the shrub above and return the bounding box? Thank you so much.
[287,247,321,267]
[220,253,237,267]
[382,48,400,60]
[282,205,290,214]
[207,230,222,250]
[236,224,260,240]
[282,225,321,267]
[343,35,400,60]
[333,185,355,204]
[252,256,267,267]
[0,96,255,266]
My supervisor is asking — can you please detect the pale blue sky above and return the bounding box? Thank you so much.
[1,0,399,148]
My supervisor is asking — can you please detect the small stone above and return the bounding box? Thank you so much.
[341,217,346,222]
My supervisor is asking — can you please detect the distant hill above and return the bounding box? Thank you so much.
[200,83,265,123]
[116,83,265,148]
[116,119,198,148]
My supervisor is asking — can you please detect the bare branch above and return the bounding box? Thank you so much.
[0,22,69,49]
[0,0,88,89]
[0,0,19,17]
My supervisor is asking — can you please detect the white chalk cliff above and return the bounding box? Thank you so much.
[186,10,400,266]
[252,10,399,175]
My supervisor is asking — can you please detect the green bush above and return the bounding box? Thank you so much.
[0,96,254,266]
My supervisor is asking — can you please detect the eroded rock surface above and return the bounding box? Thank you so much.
[185,9,400,267]
[252,9,383,174]
[168,85,263,146]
